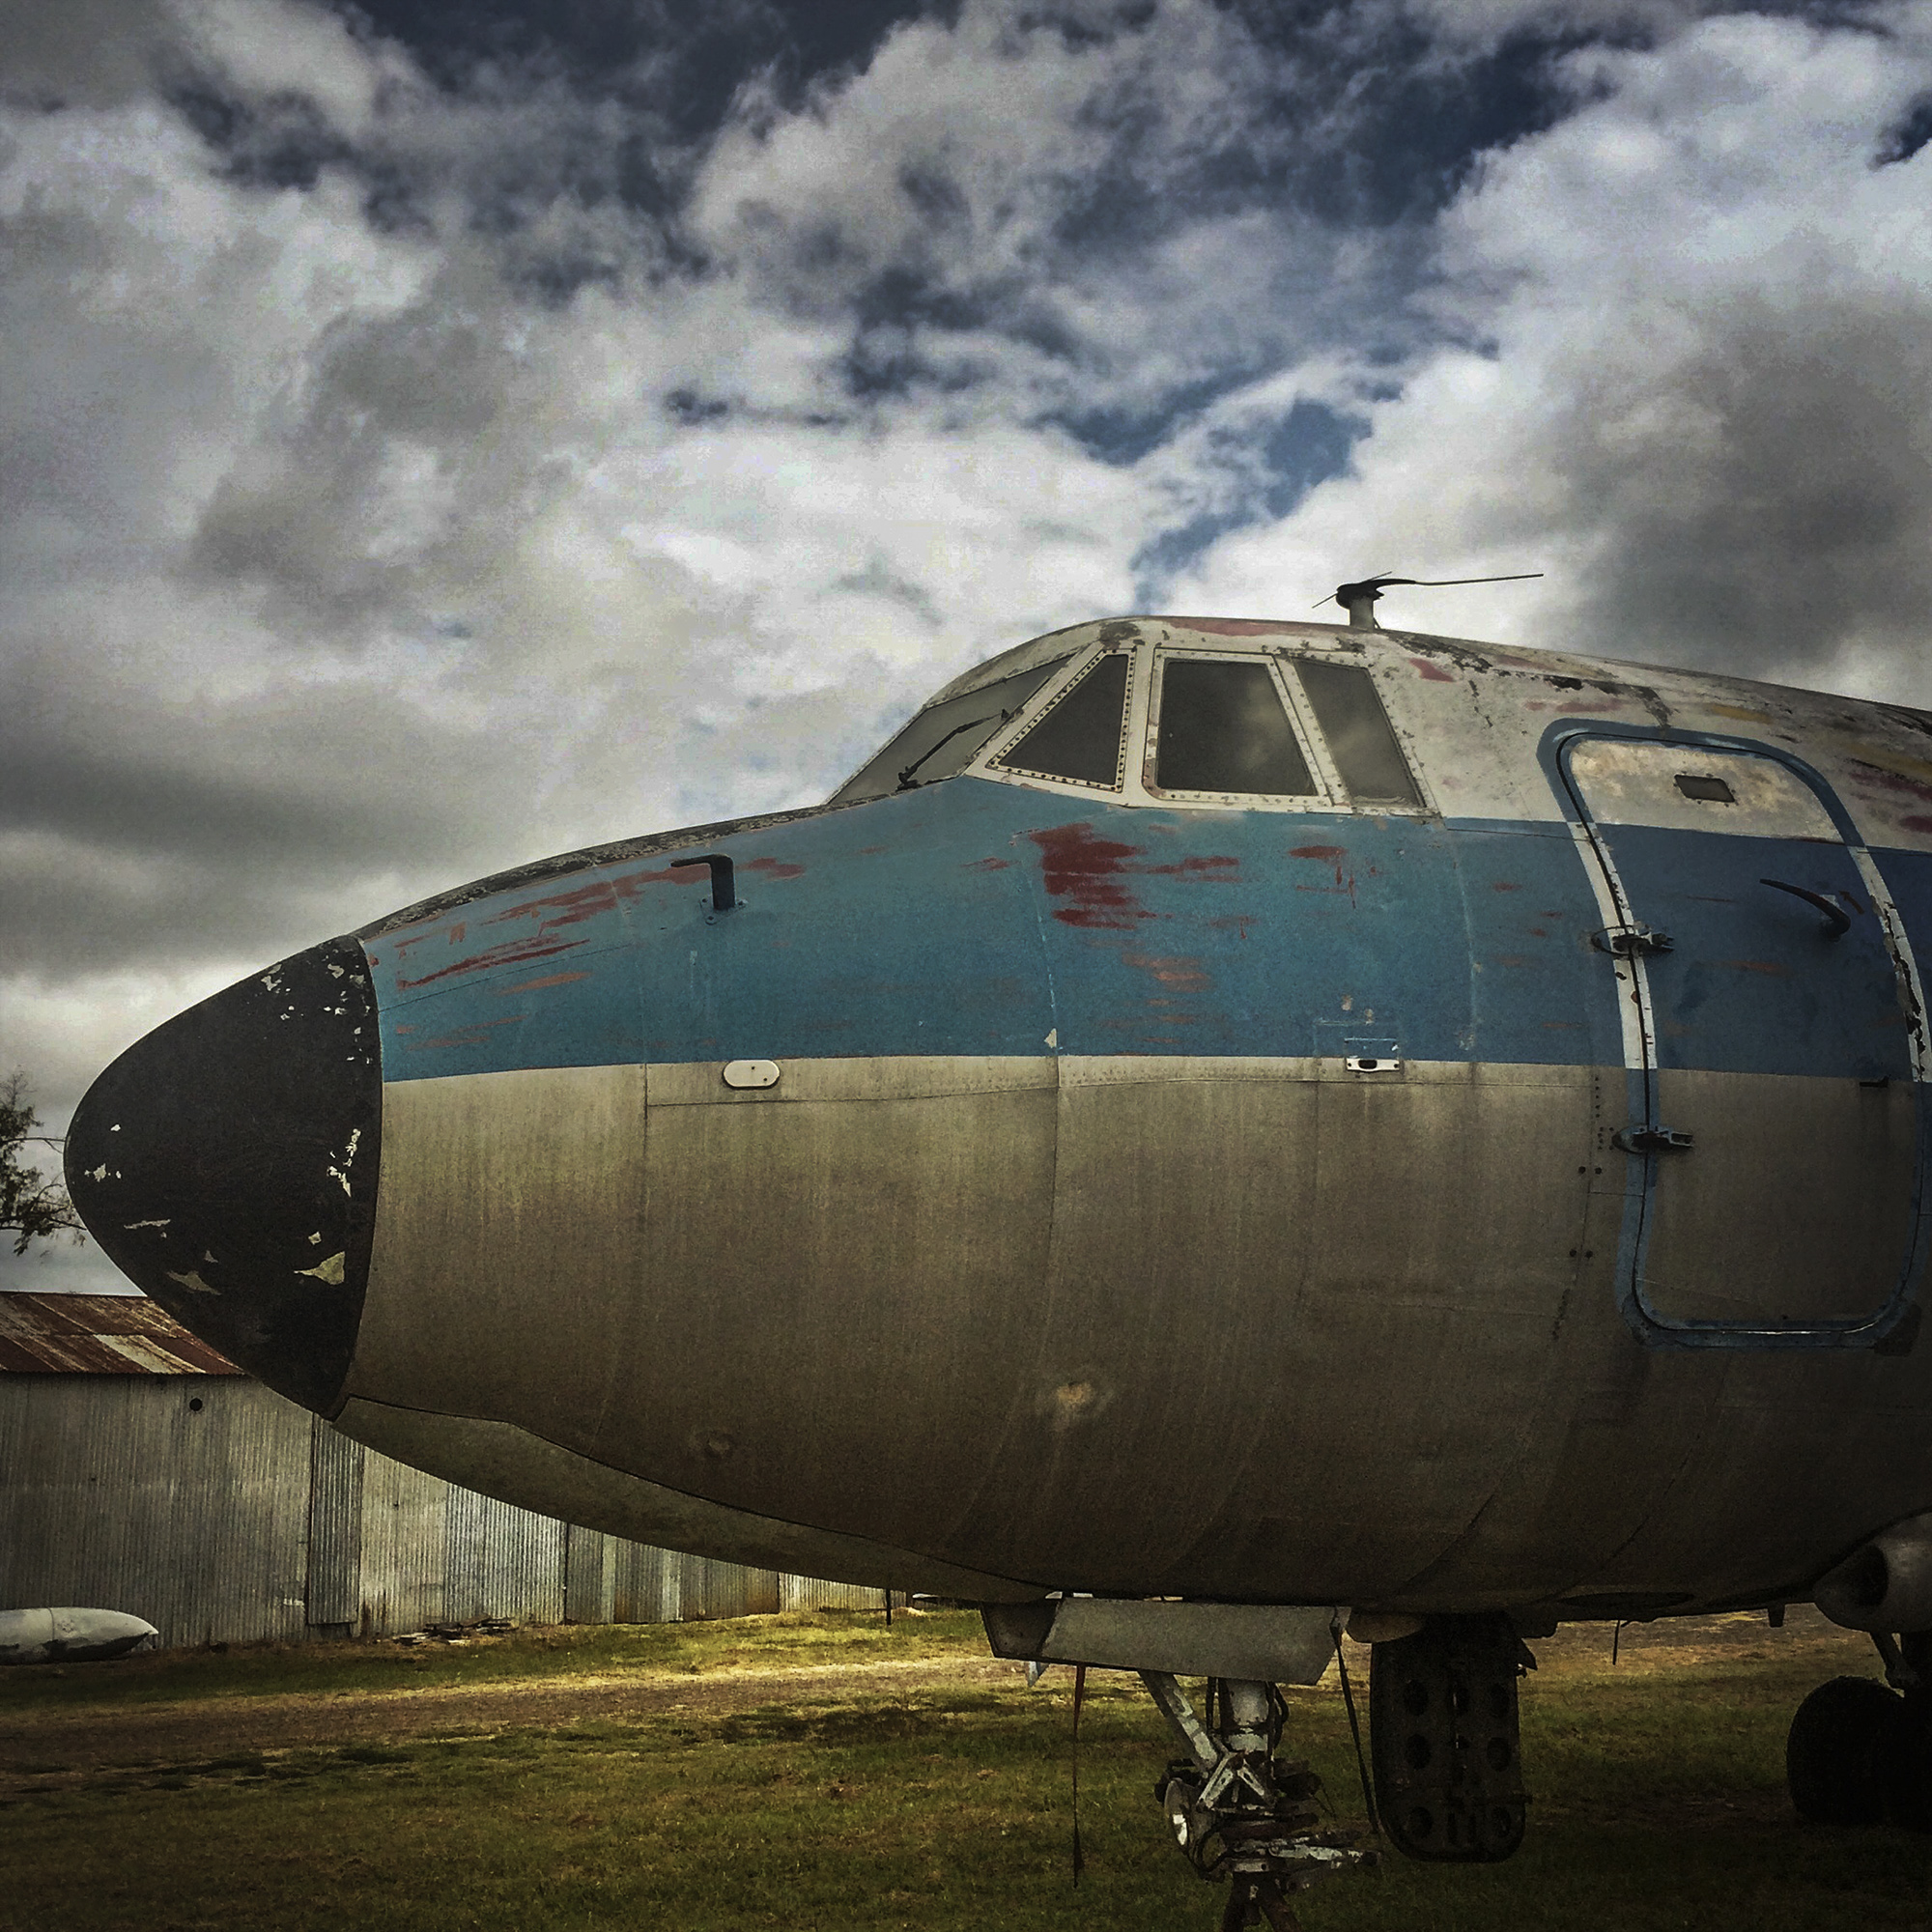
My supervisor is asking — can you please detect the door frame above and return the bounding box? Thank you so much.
[1539,719,1930,1351]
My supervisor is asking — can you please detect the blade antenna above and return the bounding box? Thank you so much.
[1319,570,1543,631]
[1312,568,1393,612]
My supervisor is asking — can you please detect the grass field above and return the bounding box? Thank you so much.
[4,1606,1929,1931]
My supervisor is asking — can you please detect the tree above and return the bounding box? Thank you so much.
[2,1071,88,1258]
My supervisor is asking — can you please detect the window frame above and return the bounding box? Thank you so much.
[977,644,1142,796]
[1279,651,1430,812]
[1141,648,1335,809]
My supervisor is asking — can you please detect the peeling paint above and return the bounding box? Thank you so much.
[298,1252,347,1285]
[1030,823,1152,929]
[326,1126,362,1197]
[1122,953,1212,990]
[1142,854,1238,878]
[493,972,593,996]
[1172,617,1297,638]
[1847,760,1932,808]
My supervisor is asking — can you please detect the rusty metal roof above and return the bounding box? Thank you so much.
[0,1293,242,1376]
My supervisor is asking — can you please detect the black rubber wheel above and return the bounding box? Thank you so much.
[1878,1700,1932,1832]
[1788,1676,1904,1825]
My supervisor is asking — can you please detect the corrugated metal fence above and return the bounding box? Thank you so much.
[0,1376,882,1648]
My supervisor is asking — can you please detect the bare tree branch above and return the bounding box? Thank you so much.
[2,1071,88,1258]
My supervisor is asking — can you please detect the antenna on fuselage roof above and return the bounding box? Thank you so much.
[1316,571,1544,631]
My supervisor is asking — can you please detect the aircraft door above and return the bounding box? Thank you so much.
[1561,735,1925,1340]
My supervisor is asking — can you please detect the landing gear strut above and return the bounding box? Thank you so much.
[1788,1631,1932,1830]
[1141,1672,1376,1930]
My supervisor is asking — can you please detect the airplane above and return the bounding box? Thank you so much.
[63,577,1932,1925]
[0,1606,157,1665]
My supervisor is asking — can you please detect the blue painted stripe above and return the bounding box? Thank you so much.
[360,774,1932,1086]
[365,781,1611,1081]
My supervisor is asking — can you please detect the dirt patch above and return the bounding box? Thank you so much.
[0,1655,1025,1794]
[2,1605,1873,1803]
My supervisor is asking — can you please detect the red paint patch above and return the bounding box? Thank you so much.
[1718,959,1792,977]
[1143,854,1238,876]
[494,971,593,995]
[396,937,586,991]
[1408,658,1456,683]
[1849,761,1932,806]
[484,866,691,937]
[1030,823,1152,928]
[1901,815,1932,834]
[1123,953,1211,990]
[746,858,806,879]
[1289,845,1346,860]
[965,857,1011,870]
[1171,617,1296,637]
[1490,882,1523,892]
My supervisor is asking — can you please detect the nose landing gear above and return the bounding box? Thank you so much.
[1141,1672,1377,1931]
[1788,1632,1932,1830]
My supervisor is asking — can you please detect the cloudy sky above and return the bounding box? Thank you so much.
[5,0,1932,1289]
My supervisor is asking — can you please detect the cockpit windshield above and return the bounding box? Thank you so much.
[827,657,1070,806]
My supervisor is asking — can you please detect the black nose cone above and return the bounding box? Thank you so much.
[65,937,382,1414]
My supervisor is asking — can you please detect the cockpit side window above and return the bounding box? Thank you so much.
[1151,656,1317,797]
[1293,659,1421,806]
[828,657,1069,806]
[987,650,1133,790]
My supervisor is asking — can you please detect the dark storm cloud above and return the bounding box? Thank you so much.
[0,0,173,107]
[1556,298,1932,681]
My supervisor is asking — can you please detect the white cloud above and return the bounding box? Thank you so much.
[1182,9,1932,687]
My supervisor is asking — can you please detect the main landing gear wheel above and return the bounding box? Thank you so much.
[1368,1614,1531,1861]
[1786,1676,1902,1825]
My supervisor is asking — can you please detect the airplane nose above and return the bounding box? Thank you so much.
[64,937,382,1413]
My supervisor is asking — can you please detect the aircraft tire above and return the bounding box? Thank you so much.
[1787,1676,1903,1826]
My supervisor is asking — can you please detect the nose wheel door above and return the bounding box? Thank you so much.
[1557,731,1926,1345]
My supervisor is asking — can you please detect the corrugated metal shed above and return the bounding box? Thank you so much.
[1,1293,895,1647]
[0,1293,242,1376]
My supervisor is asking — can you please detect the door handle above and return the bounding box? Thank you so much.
[1592,925,1672,958]
[1614,1125,1694,1154]
[1760,878,1850,937]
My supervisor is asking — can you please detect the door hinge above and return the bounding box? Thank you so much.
[1592,925,1673,958]
[1613,1125,1694,1154]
